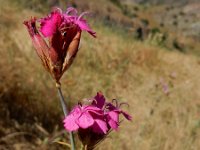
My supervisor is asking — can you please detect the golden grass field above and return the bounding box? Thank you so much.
[1,0,200,149]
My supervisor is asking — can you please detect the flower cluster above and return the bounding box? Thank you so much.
[24,6,131,150]
[64,92,131,134]
[24,7,96,83]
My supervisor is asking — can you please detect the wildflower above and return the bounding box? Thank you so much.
[160,78,169,95]
[63,92,131,149]
[64,104,108,134]
[24,7,96,83]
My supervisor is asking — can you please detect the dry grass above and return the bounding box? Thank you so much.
[1,0,200,150]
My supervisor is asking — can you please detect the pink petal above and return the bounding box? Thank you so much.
[92,119,108,134]
[40,11,62,37]
[63,106,82,131]
[108,111,119,122]
[76,19,96,37]
[83,105,101,111]
[108,119,118,130]
[84,105,103,116]
[66,7,78,15]
[71,106,82,118]
[63,115,79,131]
[77,112,94,129]
[121,111,132,121]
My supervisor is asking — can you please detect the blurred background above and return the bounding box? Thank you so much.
[1,0,200,149]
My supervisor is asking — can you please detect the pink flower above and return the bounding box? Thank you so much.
[64,104,108,134]
[64,92,131,134]
[24,7,96,83]
[93,93,132,131]
[64,92,131,149]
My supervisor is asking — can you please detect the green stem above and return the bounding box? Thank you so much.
[57,84,76,150]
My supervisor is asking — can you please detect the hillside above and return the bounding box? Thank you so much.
[122,0,200,5]
[117,0,200,55]
[1,0,200,150]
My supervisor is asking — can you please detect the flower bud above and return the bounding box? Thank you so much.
[24,7,96,83]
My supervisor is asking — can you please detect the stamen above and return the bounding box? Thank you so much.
[66,7,78,15]
[112,99,118,107]
[77,12,90,20]
[52,7,63,14]
[119,102,129,109]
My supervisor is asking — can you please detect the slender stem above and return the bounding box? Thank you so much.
[57,84,76,150]
[57,86,68,116]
